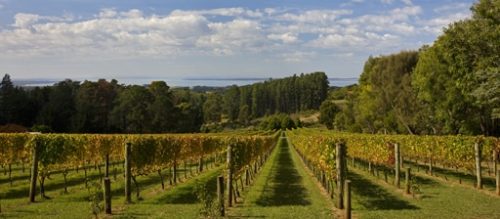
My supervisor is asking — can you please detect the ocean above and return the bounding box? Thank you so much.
[14,77,358,88]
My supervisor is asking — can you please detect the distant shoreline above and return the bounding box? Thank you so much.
[13,77,358,88]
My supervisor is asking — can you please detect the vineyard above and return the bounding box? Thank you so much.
[0,129,499,218]
[0,131,279,218]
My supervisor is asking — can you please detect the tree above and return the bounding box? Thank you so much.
[172,88,204,132]
[223,85,240,122]
[0,74,30,126]
[319,100,340,130]
[349,51,420,134]
[110,85,153,133]
[413,0,499,135]
[202,93,222,123]
[223,72,329,119]
[238,104,250,125]
[294,118,303,128]
[74,79,118,133]
[176,102,203,133]
[148,81,176,133]
[280,115,295,130]
[37,80,79,132]
[0,74,14,124]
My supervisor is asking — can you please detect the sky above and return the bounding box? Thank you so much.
[0,0,475,80]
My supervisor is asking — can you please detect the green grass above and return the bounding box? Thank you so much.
[113,166,223,219]
[0,159,222,219]
[1,139,499,219]
[349,164,500,219]
[403,160,498,193]
[230,137,335,218]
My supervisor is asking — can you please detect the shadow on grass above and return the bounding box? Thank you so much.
[2,170,107,200]
[405,161,496,188]
[154,169,219,204]
[0,174,30,185]
[348,171,418,210]
[255,139,310,206]
[113,212,153,218]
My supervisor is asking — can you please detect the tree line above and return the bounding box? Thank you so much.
[0,72,329,133]
[217,72,329,124]
[321,0,499,136]
[0,76,203,133]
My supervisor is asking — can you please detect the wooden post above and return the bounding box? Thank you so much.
[494,150,498,180]
[496,170,499,196]
[104,178,112,214]
[84,163,88,188]
[232,183,238,204]
[394,143,400,188]
[105,154,110,177]
[494,150,498,196]
[336,142,346,209]
[125,142,132,203]
[239,176,244,192]
[8,164,12,186]
[217,176,225,216]
[428,158,433,176]
[184,161,187,179]
[330,179,335,199]
[345,180,351,219]
[400,154,404,169]
[190,160,193,176]
[63,169,68,193]
[199,156,203,173]
[384,169,388,183]
[173,160,177,184]
[168,167,173,185]
[227,143,233,207]
[321,171,326,188]
[405,168,411,195]
[245,169,250,185]
[474,142,482,189]
[29,141,39,203]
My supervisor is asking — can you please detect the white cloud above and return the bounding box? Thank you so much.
[310,34,365,48]
[98,8,117,18]
[277,10,352,23]
[13,13,40,28]
[120,9,143,18]
[196,19,266,55]
[381,0,412,5]
[0,5,471,59]
[280,51,316,62]
[268,32,299,43]
[434,3,469,13]
[421,12,471,34]
[171,8,264,18]
[401,0,413,5]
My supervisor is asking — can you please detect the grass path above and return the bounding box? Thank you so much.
[110,166,223,219]
[230,137,335,218]
[349,165,500,219]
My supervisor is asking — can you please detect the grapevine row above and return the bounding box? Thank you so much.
[289,129,499,171]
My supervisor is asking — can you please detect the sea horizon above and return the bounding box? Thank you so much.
[13,77,358,88]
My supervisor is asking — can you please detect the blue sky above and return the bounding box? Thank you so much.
[0,0,475,80]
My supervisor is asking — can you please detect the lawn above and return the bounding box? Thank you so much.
[230,136,336,218]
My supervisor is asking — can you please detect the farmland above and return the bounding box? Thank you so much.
[0,129,498,218]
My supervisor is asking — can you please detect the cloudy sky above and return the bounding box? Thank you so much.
[0,0,474,80]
